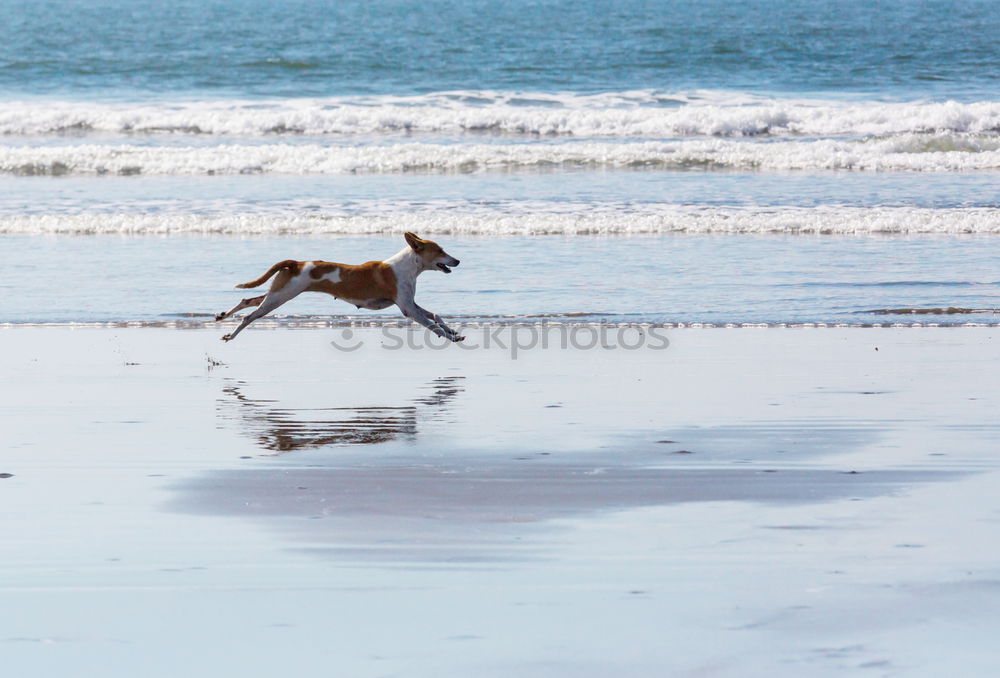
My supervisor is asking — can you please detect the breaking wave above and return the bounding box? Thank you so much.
[3,206,998,235]
[3,134,1000,176]
[2,92,1000,139]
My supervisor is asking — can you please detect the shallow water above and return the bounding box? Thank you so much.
[3,233,998,326]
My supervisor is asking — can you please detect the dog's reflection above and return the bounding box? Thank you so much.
[218,376,465,453]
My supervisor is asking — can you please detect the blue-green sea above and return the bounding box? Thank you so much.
[1,0,998,325]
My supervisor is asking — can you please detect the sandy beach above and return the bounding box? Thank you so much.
[2,325,998,677]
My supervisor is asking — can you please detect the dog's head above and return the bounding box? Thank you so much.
[404,232,460,274]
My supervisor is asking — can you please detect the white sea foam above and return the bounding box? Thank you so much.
[3,206,998,235]
[3,134,1000,175]
[2,92,1000,138]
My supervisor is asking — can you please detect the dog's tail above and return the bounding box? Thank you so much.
[235,260,298,289]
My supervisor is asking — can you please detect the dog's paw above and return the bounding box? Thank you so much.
[214,312,226,322]
[221,334,232,342]
[452,335,466,343]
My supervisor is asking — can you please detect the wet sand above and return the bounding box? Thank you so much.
[2,326,999,677]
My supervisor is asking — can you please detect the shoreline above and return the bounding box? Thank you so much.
[4,318,1000,329]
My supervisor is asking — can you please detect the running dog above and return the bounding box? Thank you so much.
[215,232,463,343]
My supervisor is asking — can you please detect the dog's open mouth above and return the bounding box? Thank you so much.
[437,263,452,274]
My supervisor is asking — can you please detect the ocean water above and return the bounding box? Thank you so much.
[1,0,998,326]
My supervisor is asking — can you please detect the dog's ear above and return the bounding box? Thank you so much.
[404,232,425,252]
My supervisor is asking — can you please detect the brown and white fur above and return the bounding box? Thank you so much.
[215,232,463,343]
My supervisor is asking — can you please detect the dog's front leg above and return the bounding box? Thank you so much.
[415,303,464,342]
[399,303,464,343]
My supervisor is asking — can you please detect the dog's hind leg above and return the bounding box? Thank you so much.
[221,292,294,342]
[221,271,303,342]
[215,295,265,322]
